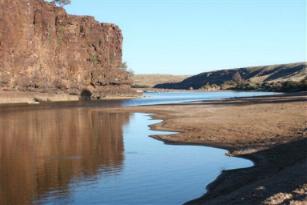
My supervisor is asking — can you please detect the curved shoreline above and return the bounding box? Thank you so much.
[102,92,306,204]
[145,113,280,204]
[145,113,258,203]
[0,91,306,204]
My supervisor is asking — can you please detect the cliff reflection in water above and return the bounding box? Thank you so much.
[0,108,130,205]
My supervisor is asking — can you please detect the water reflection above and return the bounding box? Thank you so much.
[0,109,130,205]
[0,91,262,204]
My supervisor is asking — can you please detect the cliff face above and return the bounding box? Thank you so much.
[155,62,307,90]
[0,0,133,98]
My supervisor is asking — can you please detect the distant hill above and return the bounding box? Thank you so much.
[154,62,307,92]
[133,74,189,88]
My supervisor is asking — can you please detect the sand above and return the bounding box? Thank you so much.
[103,92,307,205]
[0,90,79,104]
[0,90,140,105]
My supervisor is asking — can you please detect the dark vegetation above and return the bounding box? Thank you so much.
[235,77,307,92]
[47,0,71,7]
[154,62,307,92]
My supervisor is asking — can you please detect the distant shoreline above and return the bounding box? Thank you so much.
[0,88,280,107]
[154,62,306,92]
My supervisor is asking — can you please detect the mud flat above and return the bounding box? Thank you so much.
[105,92,307,205]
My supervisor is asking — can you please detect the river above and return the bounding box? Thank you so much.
[0,91,277,205]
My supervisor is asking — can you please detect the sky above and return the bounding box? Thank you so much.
[66,0,306,75]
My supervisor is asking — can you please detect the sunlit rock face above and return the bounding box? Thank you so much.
[0,0,133,97]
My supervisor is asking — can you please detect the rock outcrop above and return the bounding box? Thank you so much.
[0,0,133,98]
[155,62,307,91]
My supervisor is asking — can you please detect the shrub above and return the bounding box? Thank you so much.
[46,0,71,7]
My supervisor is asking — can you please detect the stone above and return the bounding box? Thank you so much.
[0,0,134,98]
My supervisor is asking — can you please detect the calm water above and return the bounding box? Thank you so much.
[0,91,275,205]
[124,90,277,106]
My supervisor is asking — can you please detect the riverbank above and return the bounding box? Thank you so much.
[102,92,307,205]
[1,90,306,204]
[0,90,140,105]
[0,90,79,104]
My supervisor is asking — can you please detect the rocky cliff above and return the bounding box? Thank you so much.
[0,0,133,98]
[155,62,307,91]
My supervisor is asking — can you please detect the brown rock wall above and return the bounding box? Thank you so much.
[0,0,133,98]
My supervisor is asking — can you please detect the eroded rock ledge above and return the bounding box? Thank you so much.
[0,0,134,99]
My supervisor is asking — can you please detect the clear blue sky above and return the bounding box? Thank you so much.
[66,0,306,75]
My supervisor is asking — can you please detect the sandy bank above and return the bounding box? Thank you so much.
[0,90,139,105]
[101,92,307,205]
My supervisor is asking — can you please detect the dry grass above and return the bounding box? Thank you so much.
[133,74,189,88]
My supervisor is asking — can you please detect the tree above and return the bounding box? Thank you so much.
[120,62,134,76]
[120,62,128,71]
[128,68,134,76]
[47,0,71,7]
